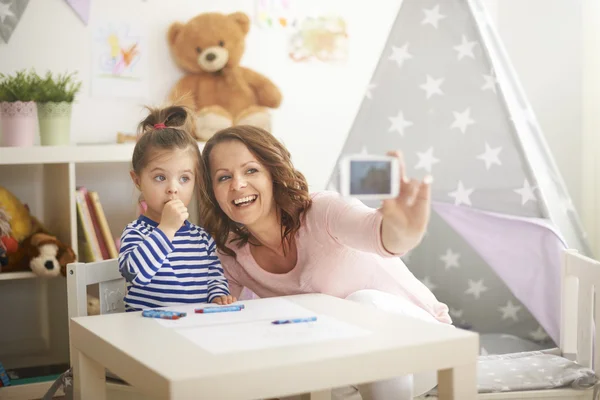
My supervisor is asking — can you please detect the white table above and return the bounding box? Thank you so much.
[69,293,478,400]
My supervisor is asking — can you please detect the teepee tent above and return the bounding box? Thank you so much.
[327,0,591,349]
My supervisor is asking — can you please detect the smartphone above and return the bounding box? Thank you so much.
[339,154,400,200]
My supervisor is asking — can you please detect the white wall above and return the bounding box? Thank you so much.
[490,0,583,218]
[0,0,400,191]
[582,0,600,256]
[0,0,586,218]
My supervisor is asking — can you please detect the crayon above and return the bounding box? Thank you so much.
[195,305,244,314]
[271,316,317,325]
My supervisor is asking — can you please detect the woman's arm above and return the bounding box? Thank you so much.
[320,192,400,256]
[118,227,175,286]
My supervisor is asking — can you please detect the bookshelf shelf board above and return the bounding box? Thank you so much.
[0,142,205,165]
[0,143,135,165]
[0,271,38,281]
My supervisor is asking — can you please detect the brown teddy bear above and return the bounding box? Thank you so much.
[167,12,282,141]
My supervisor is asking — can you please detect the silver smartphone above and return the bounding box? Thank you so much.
[339,154,400,200]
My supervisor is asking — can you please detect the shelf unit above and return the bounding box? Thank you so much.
[0,143,140,392]
[0,142,206,385]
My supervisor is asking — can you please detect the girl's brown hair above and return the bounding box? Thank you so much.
[198,125,312,257]
[132,105,201,177]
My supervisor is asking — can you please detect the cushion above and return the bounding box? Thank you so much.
[423,349,598,397]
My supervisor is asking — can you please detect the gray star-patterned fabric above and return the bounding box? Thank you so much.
[326,0,591,349]
[0,0,29,43]
[425,349,598,396]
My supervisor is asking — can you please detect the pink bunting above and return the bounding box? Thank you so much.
[65,0,90,25]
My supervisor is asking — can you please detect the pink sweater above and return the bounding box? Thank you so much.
[218,191,452,324]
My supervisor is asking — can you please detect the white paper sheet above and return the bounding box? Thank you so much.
[176,314,372,354]
[153,297,318,328]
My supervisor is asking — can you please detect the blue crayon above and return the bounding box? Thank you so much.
[195,305,244,314]
[272,316,317,325]
[142,309,187,319]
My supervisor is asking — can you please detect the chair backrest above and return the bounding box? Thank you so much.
[66,259,126,318]
[560,249,600,371]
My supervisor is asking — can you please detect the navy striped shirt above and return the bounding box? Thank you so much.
[118,215,230,311]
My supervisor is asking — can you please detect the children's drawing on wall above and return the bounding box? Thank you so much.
[91,21,148,98]
[255,0,298,29]
[288,15,348,64]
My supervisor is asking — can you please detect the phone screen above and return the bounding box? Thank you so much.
[349,160,393,195]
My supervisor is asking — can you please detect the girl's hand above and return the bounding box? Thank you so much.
[212,295,237,305]
[380,150,432,254]
[158,199,188,240]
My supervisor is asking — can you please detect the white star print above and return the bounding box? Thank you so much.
[421,276,437,291]
[482,74,497,93]
[529,326,548,342]
[414,147,440,173]
[450,107,475,133]
[0,2,15,23]
[440,248,460,269]
[564,198,577,213]
[476,142,502,169]
[419,75,444,99]
[365,83,376,99]
[465,279,488,299]
[514,179,537,205]
[449,308,463,318]
[422,5,446,29]
[388,43,413,68]
[388,110,413,136]
[454,35,477,60]
[448,180,474,206]
[498,300,522,321]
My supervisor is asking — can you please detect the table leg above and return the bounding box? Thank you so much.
[299,389,332,400]
[437,363,477,400]
[73,348,107,400]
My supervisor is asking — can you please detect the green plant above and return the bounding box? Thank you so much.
[33,71,82,103]
[0,70,38,102]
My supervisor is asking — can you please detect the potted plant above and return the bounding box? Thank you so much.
[33,71,82,146]
[0,70,38,147]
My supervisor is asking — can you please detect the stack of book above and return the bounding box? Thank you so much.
[74,187,118,262]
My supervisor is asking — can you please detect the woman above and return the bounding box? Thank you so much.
[198,125,452,400]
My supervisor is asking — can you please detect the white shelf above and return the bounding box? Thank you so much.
[0,143,136,165]
[0,271,38,280]
[0,142,206,165]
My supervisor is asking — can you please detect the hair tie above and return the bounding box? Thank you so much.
[154,123,166,129]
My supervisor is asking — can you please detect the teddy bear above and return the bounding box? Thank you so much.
[167,11,283,141]
[1,185,35,268]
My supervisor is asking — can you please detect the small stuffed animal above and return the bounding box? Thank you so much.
[87,294,100,316]
[6,233,77,278]
[26,233,76,278]
[167,12,282,141]
[0,208,16,267]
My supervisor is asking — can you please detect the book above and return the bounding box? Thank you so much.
[75,188,102,262]
[88,191,118,259]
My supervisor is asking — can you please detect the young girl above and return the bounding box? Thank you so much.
[118,105,235,311]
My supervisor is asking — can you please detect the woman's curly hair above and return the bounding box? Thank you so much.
[198,125,312,257]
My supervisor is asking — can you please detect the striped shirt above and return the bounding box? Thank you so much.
[118,215,230,311]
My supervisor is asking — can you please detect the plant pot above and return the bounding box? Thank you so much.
[37,101,73,146]
[0,101,37,147]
